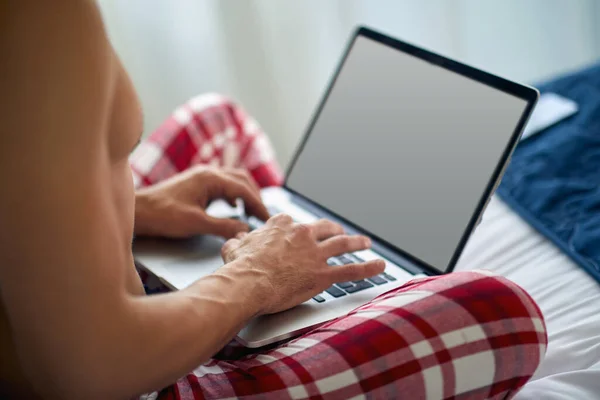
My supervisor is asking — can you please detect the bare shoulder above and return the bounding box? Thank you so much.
[0,0,119,271]
[0,0,116,153]
[0,0,118,236]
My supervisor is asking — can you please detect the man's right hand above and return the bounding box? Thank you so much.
[219,214,386,315]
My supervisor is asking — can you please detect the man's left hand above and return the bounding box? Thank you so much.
[134,166,270,238]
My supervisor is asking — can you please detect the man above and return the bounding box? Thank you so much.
[0,2,546,399]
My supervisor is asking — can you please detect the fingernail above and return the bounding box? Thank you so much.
[363,237,371,247]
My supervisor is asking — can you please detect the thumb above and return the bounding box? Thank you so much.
[199,213,250,239]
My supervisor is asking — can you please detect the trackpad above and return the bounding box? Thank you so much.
[133,235,226,290]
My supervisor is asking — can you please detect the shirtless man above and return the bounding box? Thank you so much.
[0,2,547,399]
[0,2,386,398]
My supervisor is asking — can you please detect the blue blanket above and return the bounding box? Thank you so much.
[497,63,600,284]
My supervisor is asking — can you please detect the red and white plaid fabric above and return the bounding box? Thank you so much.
[130,93,283,190]
[131,95,547,400]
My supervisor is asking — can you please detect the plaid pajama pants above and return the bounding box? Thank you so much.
[130,94,547,400]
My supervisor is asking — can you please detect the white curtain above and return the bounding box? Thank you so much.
[98,0,600,167]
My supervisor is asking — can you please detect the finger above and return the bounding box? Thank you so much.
[200,214,250,239]
[228,170,261,198]
[221,237,240,260]
[327,260,386,283]
[235,231,248,239]
[319,235,371,257]
[229,169,261,196]
[267,213,294,226]
[221,176,270,221]
[229,175,264,218]
[309,219,345,241]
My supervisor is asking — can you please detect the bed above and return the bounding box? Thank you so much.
[453,62,600,398]
[456,196,600,398]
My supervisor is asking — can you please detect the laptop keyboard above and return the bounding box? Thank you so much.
[245,206,395,303]
[314,253,396,302]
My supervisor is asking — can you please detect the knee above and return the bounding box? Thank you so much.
[369,270,547,396]
[176,92,264,152]
[183,92,241,120]
[409,270,547,350]
[443,270,547,340]
[165,92,244,136]
[448,271,548,395]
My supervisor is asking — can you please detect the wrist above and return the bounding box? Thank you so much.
[215,256,271,317]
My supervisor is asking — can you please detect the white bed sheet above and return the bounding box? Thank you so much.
[455,196,600,399]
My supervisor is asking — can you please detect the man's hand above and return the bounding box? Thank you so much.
[134,166,270,238]
[219,215,386,315]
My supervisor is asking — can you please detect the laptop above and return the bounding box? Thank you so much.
[133,26,538,348]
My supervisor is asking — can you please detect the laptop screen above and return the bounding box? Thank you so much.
[286,33,530,273]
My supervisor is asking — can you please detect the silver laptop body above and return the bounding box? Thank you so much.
[133,26,538,348]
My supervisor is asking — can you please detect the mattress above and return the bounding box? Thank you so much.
[455,196,600,399]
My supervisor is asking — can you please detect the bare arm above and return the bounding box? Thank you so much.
[0,2,383,399]
[0,2,266,398]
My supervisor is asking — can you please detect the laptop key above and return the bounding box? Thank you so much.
[335,282,354,289]
[336,255,354,265]
[382,272,397,281]
[367,275,388,285]
[344,280,374,293]
[327,258,339,266]
[313,294,326,303]
[348,253,364,263]
[325,286,346,298]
